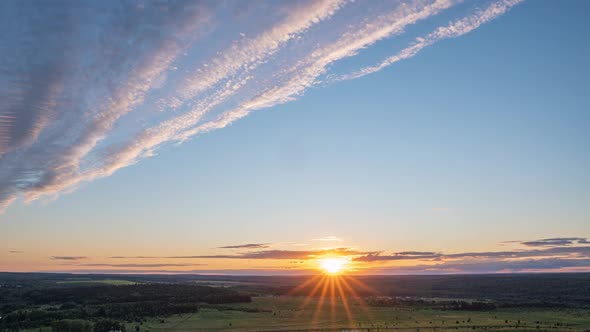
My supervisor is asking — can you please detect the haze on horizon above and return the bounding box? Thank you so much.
[0,0,589,275]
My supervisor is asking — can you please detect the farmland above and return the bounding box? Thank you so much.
[2,273,590,332]
[131,296,590,332]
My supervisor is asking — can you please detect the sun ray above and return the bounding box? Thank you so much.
[329,277,336,324]
[343,274,380,295]
[288,274,323,296]
[295,275,327,319]
[335,277,354,328]
[312,276,331,324]
[340,275,373,321]
[291,257,382,328]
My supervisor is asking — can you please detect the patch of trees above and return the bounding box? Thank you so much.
[374,274,590,308]
[24,284,251,306]
[0,283,250,331]
[439,301,497,311]
[94,302,200,320]
[366,297,497,311]
[286,273,590,308]
[51,319,93,332]
[48,319,127,332]
[201,304,271,313]
[92,320,127,332]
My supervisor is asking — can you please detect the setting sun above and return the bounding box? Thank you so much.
[318,257,348,274]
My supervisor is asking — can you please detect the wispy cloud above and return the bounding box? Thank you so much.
[519,237,589,247]
[50,256,87,261]
[111,248,374,260]
[354,244,590,262]
[372,258,590,274]
[356,251,441,261]
[45,268,314,275]
[8,250,23,254]
[50,236,590,274]
[0,0,523,212]
[355,238,590,274]
[335,0,524,81]
[72,263,207,268]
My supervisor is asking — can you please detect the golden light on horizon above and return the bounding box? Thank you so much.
[318,257,349,275]
[289,264,378,328]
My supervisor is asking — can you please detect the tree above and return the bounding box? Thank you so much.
[93,320,127,332]
[51,319,92,332]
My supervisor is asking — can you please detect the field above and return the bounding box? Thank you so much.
[56,279,138,286]
[2,273,590,332]
[131,296,590,332]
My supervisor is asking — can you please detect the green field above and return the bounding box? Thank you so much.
[6,273,590,332]
[192,280,256,287]
[129,296,590,332]
[56,278,139,286]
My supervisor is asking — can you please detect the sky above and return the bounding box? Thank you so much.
[0,0,589,275]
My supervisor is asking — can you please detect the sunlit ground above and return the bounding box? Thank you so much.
[107,260,590,331]
[49,258,590,331]
[128,296,590,332]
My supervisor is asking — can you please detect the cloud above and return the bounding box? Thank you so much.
[355,251,442,262]
[50,256,87,261]
[48,235,590,274]
[169,248,372,260]
[111,248,374,260]
[72,263,206,268]
[355,244,590,262]
[0,0,214,210]
[336,0,524,81]
[42,268,316,276]
[372,258,590,274]
[0,0,523,213]
[218,243,271,249]
[8,250,23,254]
[519,237,589,247]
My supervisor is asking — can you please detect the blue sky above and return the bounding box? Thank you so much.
[0,0,589,274]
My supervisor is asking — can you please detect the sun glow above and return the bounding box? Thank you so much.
[288,267,379,328]
[318,257,348,275]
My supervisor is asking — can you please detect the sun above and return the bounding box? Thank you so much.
[318,257,348,275]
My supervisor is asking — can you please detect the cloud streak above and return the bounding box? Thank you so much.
[111,248,374,260]
[0,0,523,212]
[355,245,590,262]
[50,256,87,261]
[43,236,590,274]
[372,258,590,274]
[336,0,523,81]
[519,237,589,247]
[72,263,207,268]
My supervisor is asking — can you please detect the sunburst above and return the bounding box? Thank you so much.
[288,257,379,329]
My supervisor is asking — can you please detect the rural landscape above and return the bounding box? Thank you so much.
[1,0,589,331]
[1,272,590,331]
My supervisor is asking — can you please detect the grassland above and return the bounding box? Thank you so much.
[130,296,590,332]
[56,278,138,286]
[4,273,590,332]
